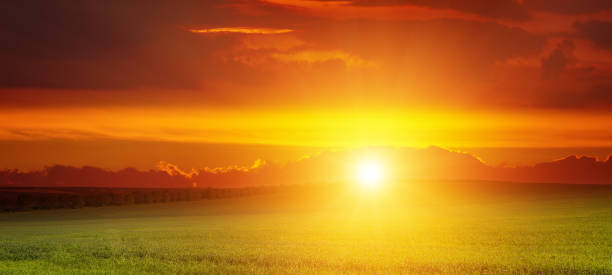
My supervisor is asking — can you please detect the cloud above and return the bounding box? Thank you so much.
[189,27,294,34]
[271,50,378,68]
[2,147,611,187]
[542,85,612,109]
[508,155,612,184]
[300,19,544,75]
[524,0,612,15]
[156,161,197,178]
[0,1,553,110]
[3,0,612,112]
[314,0,529,21]
[0,0,311,90]
[541,40,575,79]
[0,165,193,188]
[574,20,612,50]
[0,1,543,90]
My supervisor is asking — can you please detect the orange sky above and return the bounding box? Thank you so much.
[1,1,612,170]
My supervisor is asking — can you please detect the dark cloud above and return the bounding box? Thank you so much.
[574,20,612,50]
[541,40,575,79]
[4,0,611,112]
[301,19,544,75]
[2,147,611,187]
[0,3,546,107]
[510,155,612,184]
[0,165,193,188]
[0,0,311,89]
[315,0,529,21]
[544,85,612,109]
[524,0,612,15]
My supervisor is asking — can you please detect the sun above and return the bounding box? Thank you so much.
[356,160,384,188]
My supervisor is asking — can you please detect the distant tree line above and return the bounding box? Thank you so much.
[0,185,318,211]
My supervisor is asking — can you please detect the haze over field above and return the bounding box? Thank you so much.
[1,183,611,274]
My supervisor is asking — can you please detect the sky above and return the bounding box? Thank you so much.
[1,0,612,173]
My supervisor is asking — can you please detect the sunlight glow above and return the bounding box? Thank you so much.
[356,160,384,188]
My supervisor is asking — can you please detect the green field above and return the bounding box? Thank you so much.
[0,183,611,274]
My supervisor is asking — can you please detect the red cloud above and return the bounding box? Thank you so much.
[313,0,529,21]
[524,0,612,15]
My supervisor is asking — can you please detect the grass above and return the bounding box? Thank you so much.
[0,182,611,274]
